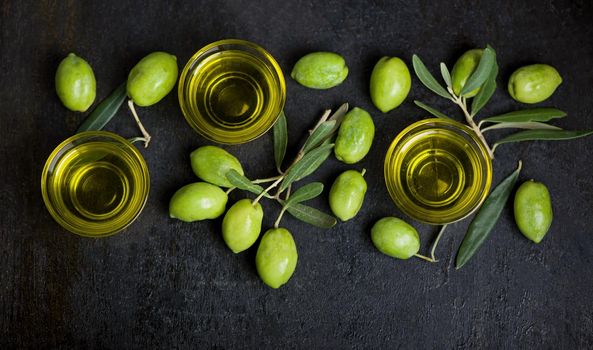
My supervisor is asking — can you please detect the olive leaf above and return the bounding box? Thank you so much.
[440,62,452,88]
[493,130,593,151]
[225,169,268,196]
[327,103,349,123]
[286,182,324,206]
[412,55,452,100]
[414,100,452,120]
[460,46,496,96]
[325,102,349,136]
[279,143,334,192]
[281,201,337,228]
[479,108,567,125]
[273,111,288,172]
[77,82,127,133]
[470,62,498,116]
[481,121,561,132]
[298,104,346,157]
[294,144,333,182]
[302,120,336,153]
[456,161,522,269]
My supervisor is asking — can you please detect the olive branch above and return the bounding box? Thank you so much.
[413,46,593,158]
[224,104,350,229]
[411,45,593,268]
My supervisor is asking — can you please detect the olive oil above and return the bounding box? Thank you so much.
[42,132,149,237]
[179,39,285,144]
[384,119,492,224]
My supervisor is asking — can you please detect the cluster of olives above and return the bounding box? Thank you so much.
[169,104,378,288]
[453,49,562,104]
[55,51,178,142]
[329,106,376,222]
[322,108,373,223]
[291,52,411,113]
[168,146,297,288]
[290,54,410,224]
[292,48,560,263]
[291,53,420,260]
[59,45,559,279]
[370,180,554,262]
[291,49,562,112]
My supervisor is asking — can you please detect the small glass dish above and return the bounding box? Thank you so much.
[41,131,150,237]
[178,39,286,144]
[384,118,492,225]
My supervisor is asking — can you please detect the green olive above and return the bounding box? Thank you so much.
[371,217,420,259]
[55,53,96,112]
[256,228,298,289]
[508,64,562,104]
[329,170,367,221]
[369,56,411,112]
[169,182,227,222]
[334,107,375,164]
[451,49,483,97]
[127,51,178,106]
[190,146,244,188]
[291,52,348,89]
[514,180,553,243]
[222,199,264,253]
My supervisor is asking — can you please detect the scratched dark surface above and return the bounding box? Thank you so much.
[1,0,593,348]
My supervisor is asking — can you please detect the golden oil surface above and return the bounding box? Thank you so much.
[43,137,149,237]
[385,119,492,224]
[179,40,285,144]
[190,51,267,126]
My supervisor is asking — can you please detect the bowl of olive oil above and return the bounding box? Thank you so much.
[384,118,492,225]
[178,39,286,144]
[41,131,150,237]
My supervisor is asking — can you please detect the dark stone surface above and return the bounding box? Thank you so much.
[1,0,593,348]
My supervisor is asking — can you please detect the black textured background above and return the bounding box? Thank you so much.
[2,1,593,348]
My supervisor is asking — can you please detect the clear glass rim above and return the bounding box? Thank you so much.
[178,39,286,144]
[41,131,150,237]
[384,118,493,225]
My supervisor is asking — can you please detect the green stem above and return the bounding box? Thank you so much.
[127,100,151,148]
[446,86,458,103]
[273,185,292,228]
[128,137,148,145]
[225,187,236,195]
[252,175,283,184]
[481,124,498,133]
[414,253,437,263]
[452,95,494,159]
[274,207,287,228]
[492,143,499,154]
[252,177,283,206]
[430,224,447,262]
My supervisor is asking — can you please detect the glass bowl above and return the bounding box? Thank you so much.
[41,131,150,237]
[178,39,286,144]
[384,118,492,224]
